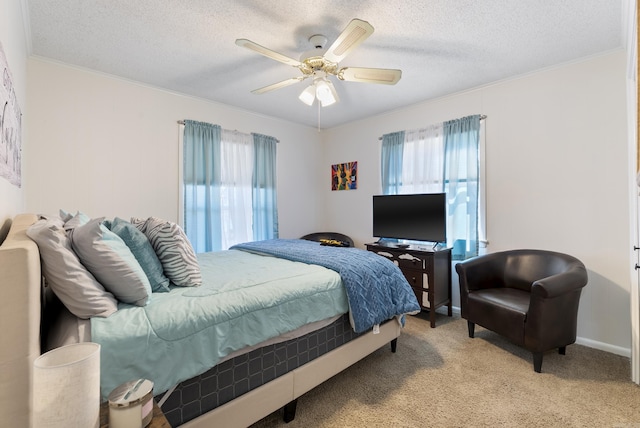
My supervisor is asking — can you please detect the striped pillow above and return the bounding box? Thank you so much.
[131,217,202,287]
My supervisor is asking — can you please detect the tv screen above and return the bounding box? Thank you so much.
[373,193,446,243]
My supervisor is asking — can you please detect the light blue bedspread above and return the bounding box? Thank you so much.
[231,239,421,334]
[91,250,348,398]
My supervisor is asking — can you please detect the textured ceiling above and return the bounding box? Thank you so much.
[25,0,625,129]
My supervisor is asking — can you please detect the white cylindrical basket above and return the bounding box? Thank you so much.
[33,342,101,428]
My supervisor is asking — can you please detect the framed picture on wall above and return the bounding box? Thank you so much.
[0,42,22,188]
[332,161,357,191]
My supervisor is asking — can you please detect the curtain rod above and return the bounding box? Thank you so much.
[177,120,279,143]
[180,114,488,126]
[377,115,487,140]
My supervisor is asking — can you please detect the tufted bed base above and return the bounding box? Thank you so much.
[0,213,401,427]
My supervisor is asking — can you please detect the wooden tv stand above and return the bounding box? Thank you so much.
[365,243,452,328]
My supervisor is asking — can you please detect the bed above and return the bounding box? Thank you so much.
[0,213,420,427]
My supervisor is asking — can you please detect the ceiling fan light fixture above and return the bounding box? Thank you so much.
[238,18,402,108]
[316,78,339,107]
[299,85,316,106]
[298,76,339,107]
[315,80,332,104]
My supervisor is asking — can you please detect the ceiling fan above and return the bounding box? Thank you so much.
[235,19,402,107]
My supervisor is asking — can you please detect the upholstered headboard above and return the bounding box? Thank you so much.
[0,214,40,427]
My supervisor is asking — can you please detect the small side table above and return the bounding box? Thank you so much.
[100,400,171,427]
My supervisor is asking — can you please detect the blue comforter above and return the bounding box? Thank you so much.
[231,239,421,333]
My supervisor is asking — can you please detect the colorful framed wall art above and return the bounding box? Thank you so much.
[332,161,357,191]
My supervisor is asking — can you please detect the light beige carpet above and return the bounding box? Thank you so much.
[250,312,640,428]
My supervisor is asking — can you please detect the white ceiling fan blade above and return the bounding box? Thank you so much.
[236,39,302,67]
[338,67,402,85]
[251,76,307,94]
[323,19,374,64]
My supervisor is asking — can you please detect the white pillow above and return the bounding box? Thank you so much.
[131,217,202,287]
[27,218,118,319]
[70,218,152,306]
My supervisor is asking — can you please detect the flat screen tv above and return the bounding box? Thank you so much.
[373,193,446,243]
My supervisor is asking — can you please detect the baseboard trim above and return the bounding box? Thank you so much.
[442,306,631,358]
[575,337,630,358]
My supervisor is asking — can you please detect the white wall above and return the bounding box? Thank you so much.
[25,59,324,240]
[0,0,27,240]
[24,47,633,354]
[321,51,632,355]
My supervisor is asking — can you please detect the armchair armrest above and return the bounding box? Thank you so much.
[531,264,588,298]
[526,262,588,352]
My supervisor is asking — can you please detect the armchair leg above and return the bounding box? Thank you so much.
[533,352,543,373]
[467,321,475,338]
[558,346,566,355]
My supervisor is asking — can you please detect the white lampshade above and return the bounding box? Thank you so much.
[298,84,316,106]
[315,79,338,107]
[33,343,101,428]
[299,76,340,107]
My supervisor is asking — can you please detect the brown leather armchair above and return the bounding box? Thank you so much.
[300,232,354,247]
[455,249,588,372]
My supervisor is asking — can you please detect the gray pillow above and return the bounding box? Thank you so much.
[131,217,202,287]
[58,209,73,222]
[109,217,170,293]
[26,218,118,319]
[62,210,90,230]
[70,218,152,306]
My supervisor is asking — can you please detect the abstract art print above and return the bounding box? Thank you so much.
[332,161,357,191]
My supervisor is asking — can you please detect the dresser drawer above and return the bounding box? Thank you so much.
[401,268,428,290]
[397,253,431,271]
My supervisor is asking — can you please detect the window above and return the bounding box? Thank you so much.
[381,115,485,259]
[400,124,444,194]
[181,121,278,252]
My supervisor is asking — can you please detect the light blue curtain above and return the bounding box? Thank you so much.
[183,120,222,253]
[380,131,405,195]
[443,115,481,260]
[251,133,279,241]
